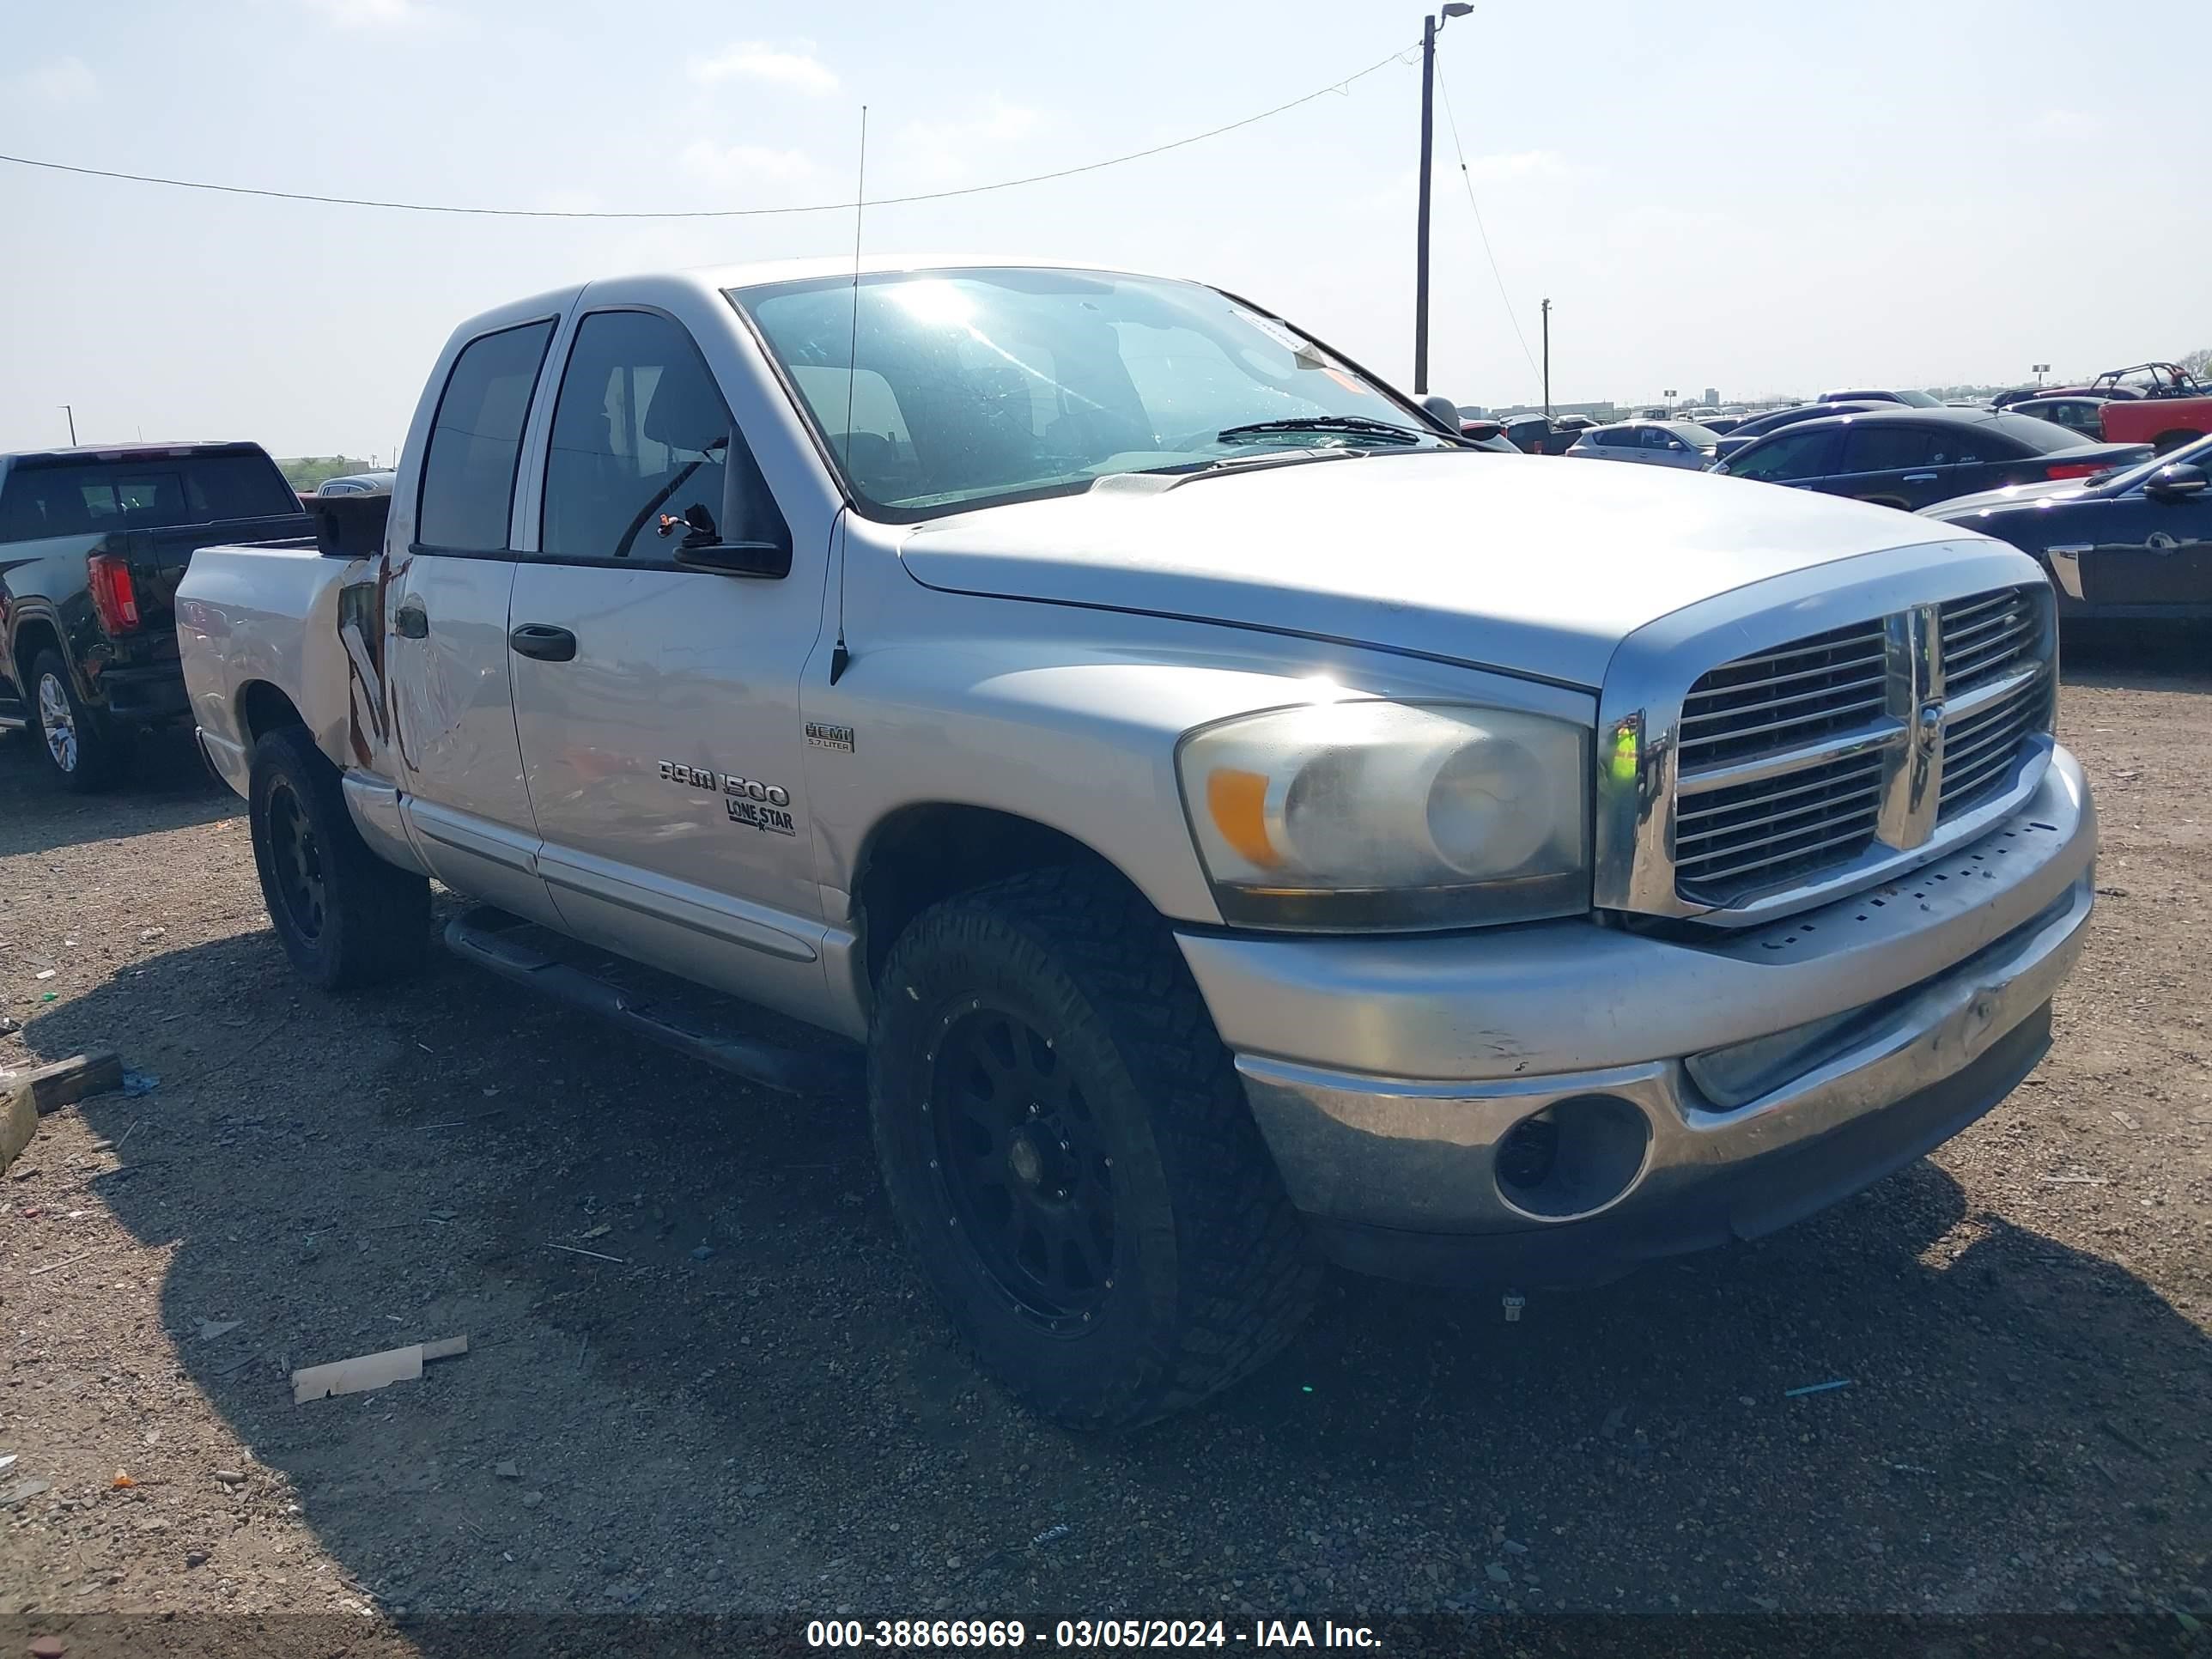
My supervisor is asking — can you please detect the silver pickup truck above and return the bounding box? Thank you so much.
[177,259,2094,1426]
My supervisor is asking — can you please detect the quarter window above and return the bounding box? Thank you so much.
[1840,426,1951,472]
[542,310,788,564]
[416,320,556,551]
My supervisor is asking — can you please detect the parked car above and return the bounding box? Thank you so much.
[1565,419,1722,469]
[317,470,397,496]
[177,258,2091,1427]
[1500,413,1573,455]
[1993,362,2208,410]
[1922,434,2212,620]
[1714,408,2149,512]
[1818,387,1945,408]
[0,442,310,788]
[2008,396,2111,440]
[1711,401,1890,463]
[1457,419,1519,454]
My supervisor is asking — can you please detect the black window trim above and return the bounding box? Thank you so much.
[409,313,559,561]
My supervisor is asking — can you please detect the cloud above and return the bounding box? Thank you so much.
[892,100,1043,186]
[301,0,434,26]
[690,41,836,95]
[17,56,96,106]
[679,142,819,190]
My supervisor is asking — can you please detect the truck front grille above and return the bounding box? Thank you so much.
[1670,585,2052,907]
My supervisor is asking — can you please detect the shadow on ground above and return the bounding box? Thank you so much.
[2059,622,2212,692]
[20,915,2209,1626]
[0,727,232,858]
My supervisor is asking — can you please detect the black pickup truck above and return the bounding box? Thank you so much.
[0,443,310,789]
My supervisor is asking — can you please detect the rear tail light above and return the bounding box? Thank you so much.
[2045,462,2106,481]
[87,554,142,634]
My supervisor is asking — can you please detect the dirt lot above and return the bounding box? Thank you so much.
[2,629,2208,1646]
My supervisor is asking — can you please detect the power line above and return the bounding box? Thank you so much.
[1433,64,1543,397]
[0,46,1413,222]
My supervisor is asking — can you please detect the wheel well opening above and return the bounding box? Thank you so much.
[854,805,1130,988]
[12,620,63,689]
[238,682,307,747]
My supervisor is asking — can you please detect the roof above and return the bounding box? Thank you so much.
[681,253,1162,292]
[0,441,267,466]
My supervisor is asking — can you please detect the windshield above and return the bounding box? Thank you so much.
[731,268,1451,517]
[1988,412,2105,454]
[1668,422,1723,447]
[1893,389,1942,408]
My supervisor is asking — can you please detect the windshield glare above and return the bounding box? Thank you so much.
[731,269,1448,516]
[2104,430,2212,492]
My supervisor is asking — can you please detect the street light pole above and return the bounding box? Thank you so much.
[60,404,76,445]
[1540,298,1551,417]
[1413,3,1474,396]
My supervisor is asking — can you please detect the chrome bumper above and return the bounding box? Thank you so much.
[1177,746,2094,1281]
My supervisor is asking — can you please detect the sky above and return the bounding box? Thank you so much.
[3,0,2206,459]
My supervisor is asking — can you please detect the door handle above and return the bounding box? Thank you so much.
[508,623,578,663]
[393,601,428,639]
[1901,472,1940,483]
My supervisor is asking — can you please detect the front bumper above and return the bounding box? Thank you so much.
[1176,746,2094,1286]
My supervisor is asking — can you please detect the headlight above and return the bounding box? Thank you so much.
[1176,701,1589,931]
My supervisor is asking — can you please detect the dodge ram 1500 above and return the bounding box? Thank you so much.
[176,259,2094,1426]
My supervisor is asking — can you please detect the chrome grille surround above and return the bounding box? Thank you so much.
[1593,544,2058,927]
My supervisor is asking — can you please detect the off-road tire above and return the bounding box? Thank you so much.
[248,726,429,990]
[32,648,126,793]
[869,865,1319,1429]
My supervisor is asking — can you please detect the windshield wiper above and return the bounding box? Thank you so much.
[1212,416,1428,447]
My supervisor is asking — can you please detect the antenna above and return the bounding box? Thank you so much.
[829,104,866,687]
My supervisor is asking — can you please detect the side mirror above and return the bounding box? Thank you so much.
[2146,461,2209,501]
[1419,393,1463,434]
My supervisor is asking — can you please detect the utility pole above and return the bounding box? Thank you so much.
[1413,3,1474,395]
[60,404,76,445]
[1540,299,1552,417]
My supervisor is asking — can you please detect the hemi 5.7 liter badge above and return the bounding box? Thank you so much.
[805,721,856,753]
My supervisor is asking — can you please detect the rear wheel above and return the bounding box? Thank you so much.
[868,866,1319,1428]
[31,649,125,793]
[248,726,429,990]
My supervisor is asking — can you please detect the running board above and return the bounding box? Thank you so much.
[442,907,863,1098]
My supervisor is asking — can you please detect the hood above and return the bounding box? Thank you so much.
[898,453,1969,688]
[1922,477,2097,520]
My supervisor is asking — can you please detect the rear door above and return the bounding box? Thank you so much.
[506,299,836,1023]
[386,313,566,925]
[1832,422,1959,508]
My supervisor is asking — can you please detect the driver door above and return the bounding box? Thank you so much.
[506,304,835,1024]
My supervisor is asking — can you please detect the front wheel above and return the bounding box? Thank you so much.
[248,726,429,990]
[32,649,126,792]
[868,866,1318,1429]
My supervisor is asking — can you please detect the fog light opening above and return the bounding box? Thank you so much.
[1493,1094,1651,1221]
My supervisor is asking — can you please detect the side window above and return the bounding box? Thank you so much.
[417,320,555,551]
[542,310,790,565]
[1841,426,1948,473]
[1730,429,1838,482]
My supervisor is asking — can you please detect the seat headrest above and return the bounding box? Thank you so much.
[641,368,730,453]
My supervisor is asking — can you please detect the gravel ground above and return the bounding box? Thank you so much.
[1,629,2207,1643]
